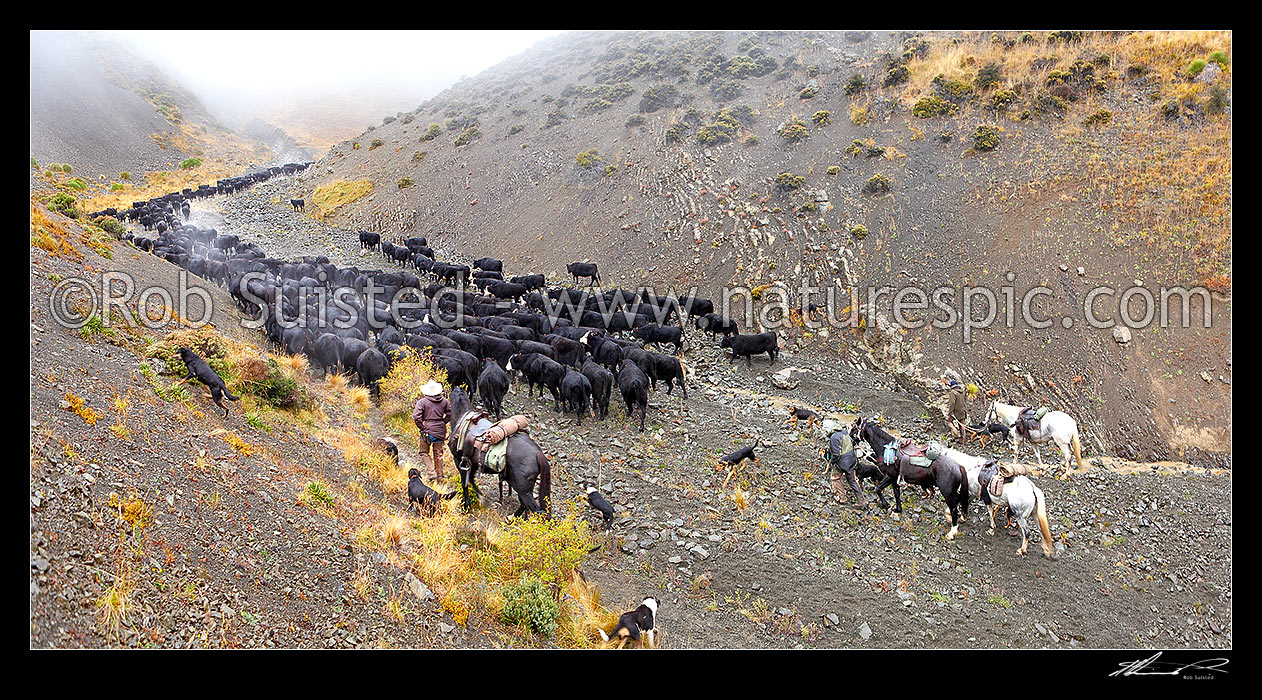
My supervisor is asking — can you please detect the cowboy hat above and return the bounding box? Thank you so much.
[421,380,443,397]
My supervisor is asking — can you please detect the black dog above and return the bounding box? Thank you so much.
[176,347,239,418]
[585,486,615,530]
[719,441,760,468]
[599,598,658,648]
[407,468,457,514]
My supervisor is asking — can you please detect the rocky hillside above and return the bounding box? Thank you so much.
[298,30,1232,466]
[29,197,1232,649]
[30,31,276,190]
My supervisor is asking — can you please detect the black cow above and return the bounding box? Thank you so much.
[290,198,305,212]
[616,359,649,432]
[566,262,601,287]
[719,332,779,366]
[631,324,683,354]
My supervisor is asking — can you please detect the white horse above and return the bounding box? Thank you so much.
[985,400,1083,478]
[944,446,1054,558]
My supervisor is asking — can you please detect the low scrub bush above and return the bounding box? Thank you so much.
[499,577,561,636]
[972,124,1002,151]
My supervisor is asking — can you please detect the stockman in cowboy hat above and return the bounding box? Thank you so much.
[412,381,451,479]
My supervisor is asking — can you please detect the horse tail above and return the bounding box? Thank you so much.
[536,452,552,518]
[1034,485,1054,558]
[1072,432,1083,471]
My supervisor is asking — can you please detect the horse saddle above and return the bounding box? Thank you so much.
[980,462,1030,502]
[1016,407,1048,437]
[897,439,940,467]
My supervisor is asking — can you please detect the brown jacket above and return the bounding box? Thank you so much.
[413,395,451,439]
[948,388,967,422]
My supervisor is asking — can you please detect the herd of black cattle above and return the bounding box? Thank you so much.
[87,163,785,432]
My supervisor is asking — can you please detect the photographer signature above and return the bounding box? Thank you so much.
[1111,652,1229,678]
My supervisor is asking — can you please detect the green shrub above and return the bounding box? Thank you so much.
[1186,59,1207,77]
[454,126,481,147]
[1045,31,1083,43]
[544,109,568,129]
[937,130,954,142]
[61,163,72,174]
[976,62,1003,90]
[851,224,869,239]
[412,150,427,162]
[901,35,930,61]
[862,174,891,194]
[845,139,865,157]
[509,124,525,135]
[398,177,414,189]
[1083,109,1112,126]
[933,75,974,101]
[576,148,604,169]
[92,216,126,237]
[369,138,384,150]
[827,165,840,175]
[779,117,809,142]
[774,172,805,191]
[110,183,125,191]
[179,158,202,169]
[912,95,957,118]
[798,86,817,99]
[582,98,614,112]
[844,73,867,95]
[1031,91,1069,117]
[119,172,131,180]
[401,114,415,125]
[65,177,87,190]
[638,84,681,113]
[711,79,744,101]
[812,110,831,126]
[47,192,78,218]
[972,124,1001,151]
[422,123,442,141]
[1206,84,1229,114]
[251,358,307,409]
[1209,51,1229,68]
[883,64,910,87]
[30,157,38,169]
[499,576,560,636]
[743,134,760,146]
[665,122,688,143]
[988,89,1019,111]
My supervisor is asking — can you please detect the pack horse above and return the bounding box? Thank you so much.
[985,400,1083,478]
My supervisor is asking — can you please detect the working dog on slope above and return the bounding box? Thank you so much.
[175,347,239,418]
[599,598,659,648]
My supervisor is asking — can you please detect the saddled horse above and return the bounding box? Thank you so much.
[943,445,1054,558]
[446,388,552,518]
[985,400,1083,478]
[850,417,970,539]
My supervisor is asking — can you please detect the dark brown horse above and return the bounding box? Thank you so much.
[851,417,971,539]
[447,388,551,518]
